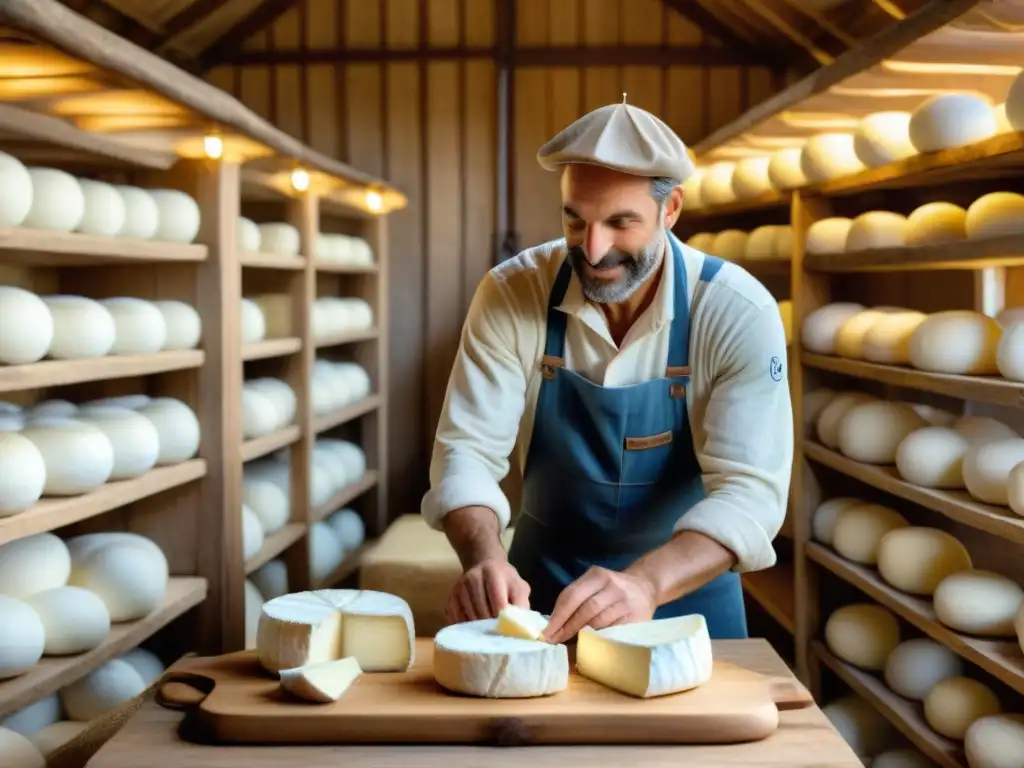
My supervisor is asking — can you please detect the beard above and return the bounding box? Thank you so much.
[566,234,663,304]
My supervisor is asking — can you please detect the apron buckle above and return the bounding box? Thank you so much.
[670,382,686,399]
[540,355,563,380]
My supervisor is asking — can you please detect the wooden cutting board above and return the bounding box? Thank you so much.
[156,640,812,746]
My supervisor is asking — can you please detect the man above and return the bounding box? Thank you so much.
[421,99,792,645]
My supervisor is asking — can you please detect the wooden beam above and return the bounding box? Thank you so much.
[198,0,300,68]
[660,0,758,50]
[733,0,836,65]
[159,0,232,42]
[774,0,860,48]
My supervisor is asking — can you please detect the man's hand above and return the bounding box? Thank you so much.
[445,558,531,623]
[542,566,657,644]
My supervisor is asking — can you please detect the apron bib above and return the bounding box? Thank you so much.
[507,233,748,639]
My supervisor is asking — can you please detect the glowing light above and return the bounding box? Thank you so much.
[203,133,223,160]
[290,167,310,192]
[365,190,383,212]
[882,60,1023,76]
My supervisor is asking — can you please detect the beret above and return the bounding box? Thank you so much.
[536,98,695,182]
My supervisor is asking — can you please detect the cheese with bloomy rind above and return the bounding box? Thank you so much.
[279,656,362,703]
[816,392,875,450]
[837,401,928,465]
[833,503,908,566]
[824,603,900,671]
[854,111,915,168]
[768,147,807,190]
[576,614,713,698]
[876,527,972,596]
[909,94,997,153]
[812,497,864,546]
[256,589,415,674]
[884,638,963,701]
[963,439,1024,506]
[801,133,865,182]
[924,676,1001,741]
[802,303,865,355]
[896,427,971,489]
[997,323,1024,382]
[933,571,1024,638]
[909,311,1002,375]
[965,714,1024,768]
[433,618,568,698]
[496,605,549,641]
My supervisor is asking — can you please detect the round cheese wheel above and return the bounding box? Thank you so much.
[833,503,909,565]
[148,189,200,243]
[854,111,916,167]
[67,536,169,622]
[76,179,125,237]
[909,94,997,153]
[681,169,705,211]
[136,399,200,464]
[997,307,1024,328]
[876,526,972,595]
[924,676,1001,740]
[0,286,52,365]
[119,647,165,686]
[802,303,866,354]
[823,693,899,761]
[242,388,280,439]
[0,727,45,768]
[872,749,937,768]
[835,310,889,359]
[934,570,1024,637]
[965,714,1024,768]
[909,311,1001,375]
[237,216,261,251]
[744,226,782,260]
[60,658,145,721]
[1009,462,1024,519]
[955,416,1019,445]
[701,163,737,206]
[24,585,110,655]
[240,298,267,343]
[0,694,61,735]
[243,476,289,534]
[837,401,928,464]
[896,427,971,489]
[152,300,201,350]
[884,638,963,701]
[862,311,928,364]
[824,603,900,670]
[100,298,168,355]
[731,157,774,200]
[768,147,808,190]
[327,508,366,550]
[0,432,46,514]
[805,217,854,255]
[801,133,865,182]
[0,596,45,680]
[846,211,908,251]
[997,323,1024,382]
[26,400,77,421]
[113,187,159,240]
[244,579,263,649]
[1007,69,1024,130]
[251,559,288,601]
[86,395,150,411]
[965,192,1024,240]
[710,229,748,260]
[0,533,71,599]
[42,296,116,359]
[242,503,265,561]
[0,150,32,227]
[24,168,84,231]
[963,438,1024,505]
[309,521,344,582]
[804,388,836,435]
[22,418,114,495]
[76,405,161,480]
[685,233,715,252]
[246,379,296,425]
[905,202,967,246]
[28,721,88,757]
[817,392,875,449]
[812,497,864,545]
[258,222,300,256]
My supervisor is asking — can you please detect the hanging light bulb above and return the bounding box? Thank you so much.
[365,188,383,212]
[290,166,310,192]
[203,132,223,160]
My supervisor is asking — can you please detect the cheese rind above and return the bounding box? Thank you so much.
[496,605,549,641]
[433,619,569,698]
[279,657,362,703]
[576,614,713,698]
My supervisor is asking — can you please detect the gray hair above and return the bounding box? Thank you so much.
[650,176,681,204]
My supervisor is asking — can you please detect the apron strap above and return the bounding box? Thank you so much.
[542,258,574,360]
[665,234,727,371]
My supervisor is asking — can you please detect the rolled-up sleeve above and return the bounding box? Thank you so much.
[421,273,528,531]
[674,297,793,572]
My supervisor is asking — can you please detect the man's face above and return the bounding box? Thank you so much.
[560,164,665,304]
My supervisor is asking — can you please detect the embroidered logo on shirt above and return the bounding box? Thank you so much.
[770,356,784,382]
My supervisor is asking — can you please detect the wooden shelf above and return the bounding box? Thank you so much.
[742,564,796,634]
[313,328,379,348]
[245,523,306,574]
[240,424,302,463]
[238,251,307,270]
[0,577,207,719]
[312,541,376,590]
[0,227,207,265]
[684,190,792,222]
[0,460,206,546]
[728,258,792,277]
[805,234,1024,274]
[0,350,205,393]
[807,543,1024,696]
[802,354,1024,408]
[814,642,964,768]
[311,471,379,522]
[804,442,1024,544]
[315,261,379,274]
[241,338,302,362]
[312,394,381,434]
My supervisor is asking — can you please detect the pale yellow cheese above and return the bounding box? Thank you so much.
[279,656,362,703]
[496,605,549,641]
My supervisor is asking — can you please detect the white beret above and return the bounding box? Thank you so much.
[536,99,695,182]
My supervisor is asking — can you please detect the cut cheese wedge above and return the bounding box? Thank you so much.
[433,618,569,698]
[279,657,362,703]
[576,614,713,698]
[496,605,549,641]
[256,589,415,674]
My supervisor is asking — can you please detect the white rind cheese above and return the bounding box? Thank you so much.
[256,589,414,674]
[576,614,713,698]
[279,656,362,703]
[496,605,549,641]
[433,618,569,698]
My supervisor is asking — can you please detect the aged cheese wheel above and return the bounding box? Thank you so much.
[801,133,865,182]
[24,585,110,655]
[997,323,1024,382]
[909,311,1002,375]
[153,300,201,350]
[0,596,45,679]
[701,163,737,206]
[252,559,288,600]
[835,310,888,359]
[60,659,146,721]
[309,521,344,582]
[768,147,807,190]
[846,211,908,251]
[67,533,169,622]
[136,398,200,464]
[1,694,61,735]
[242,504,265,561]
[24,168,84,231]
[817,392,875,449]
[1010,463,1024,519]
[237,216,261,251]
[0,533,71,599]
[833,503,909,565]
[802,303,866,354]
[76,405,160,480]
[884,638,963,701]
[243,474,289,534]
[896,427,971,489]
[680,169,704,210]
[824,603,900,670]
[0,726,45,767]
[240,298,266,343]
[114,186,159,239]
[119,647,165,686]
[837,401,928,464]
[909,94,997,153]
[731,157,774,200]
[934,571,1024,637]
[924,677,1001,740]
[862,311,928,364]
[904,202,967,246]
[328,508,366,550]
[0,150,32,227]
[965,192,1024,240]
[42,296,116,359]
[812,497,864,545]
[22,418,114,495]
[744,226,782,260]
[963,439,1024,505]
[246,378,296,425]
[854,111,916,167]
[804,388,835,435]
[0,287,52,365]
[685,233,715,252]
[965,714,1024,768]
[871,749,937,768]
[148,189,200,243]
[242,388,279,439]
[823,693,899,762]
[876,527,972,595]
[100,298,167,355]
[258,223,300,256]
[1007,69,1024,130]
[955,416,1020,445]
[76,179,125,237]
[710,229,748,260]
[805,217,854,255]
[27,400,77,421]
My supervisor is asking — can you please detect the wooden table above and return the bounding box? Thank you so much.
[87,640,862,767]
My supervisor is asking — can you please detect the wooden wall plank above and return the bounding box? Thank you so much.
[463,0,494,47]
[462,59,497,314]
[385,0,420,48]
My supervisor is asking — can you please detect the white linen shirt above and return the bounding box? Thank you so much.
[420,235,793,573]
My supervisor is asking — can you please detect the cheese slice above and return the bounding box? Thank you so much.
[576,614,713,698]
[256,589,415,674]
[496,605,549,641]
[279,657,362,703]
[433,618,568,698]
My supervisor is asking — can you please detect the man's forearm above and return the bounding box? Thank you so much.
[442,506,508,570]
[625,531,738,606]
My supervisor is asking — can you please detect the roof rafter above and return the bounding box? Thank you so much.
[157,0,232,51]
[198,0,301,69]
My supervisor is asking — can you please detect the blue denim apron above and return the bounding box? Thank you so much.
[506,233,748,639]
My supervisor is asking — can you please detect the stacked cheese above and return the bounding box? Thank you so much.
[0,396,201,516]
[241,377,296,439]
[316,233,375,267]
[311,297,375,341]
[311,359,372,416]
[255,222,300,257]
[313,438,369,509]
[0,286,201,366]
[684,226,793,260]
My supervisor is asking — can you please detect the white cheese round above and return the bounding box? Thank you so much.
[896,427,971,489]
[833,503,909,565]
[838,401,928,464]
[0,596,45,679]
[0,150,32,227]
[905,202,967,246]
[99,297,167,355]
[964,714,1024,768]
[246,378,296,426]
[22,418,114,495]
[685,232,715,252]
[909,311,1001,375]
[242,388,280,439]
[152,300,201,350]
[884,638,963,701]
[0,695,61,736]
[768,147,808,189]
[23,168,84,231]
[240,298,267,343]
[76,179,125,237]
[243,476,290,534]
[148,189,200,243]
[934,570,1024,637]
[242,503,265,561]
[244,580,263,649]
[955,416,1020,445]
[854,111,916,167]
[802,303,866,354]
[0,533,71,599]
[701,163,737,206]
[0,415,22,431]
[816,392,875,449]
[744,226,782,260]
[309,521,344,582]
[909,94,997,153]
[113,187,159,239]
[252,559,288,600]
[834,310,888,359]
[963,438,1024,505]
[812,497,864,545]
[924,676,1001,740]
[871,749,937,768]
[1010,462,1024,519]
[862,311,928,364]
[27,721,88,757]
[237,216,261,252]
[118,647,165,686]
[76,405,160,480]
[24,585,110,655]
[680,169,705,210]
[1007,69,1024,130]
[876,527,972,595]
[258,223,300,256]
[67,536,169,622]
[997,323,1024,382]
[327,508,365,550]
[823,693,898,762]
[86,395,150,411]
[0,432,45,514]
[731,157,774,200]
[0,726,45,767]
[710,229,748,260]
[26,400,77,421]
[136,398,200,464]
[41,296,116,359]
[801,133,865,182]
[60,659,146,721]
[846,211,908,251]
[965,192,1024,240]
[805,217,854,255]
[824,603,900,670]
